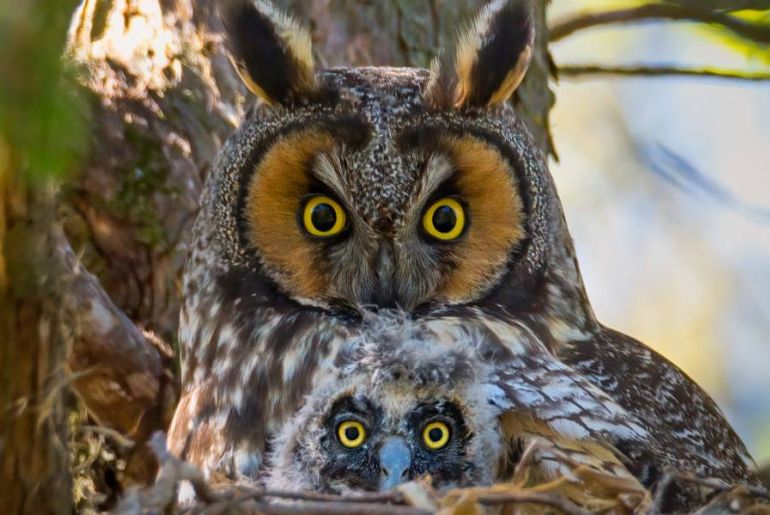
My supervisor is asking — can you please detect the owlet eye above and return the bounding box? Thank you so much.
[337,420,367,448]
[422,197,466,241]
[422,421,451,450]
[302,195,347,238]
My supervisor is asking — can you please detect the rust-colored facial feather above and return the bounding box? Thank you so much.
[245,129,338,300]
[436,136,525,302]
[245,128,524,307]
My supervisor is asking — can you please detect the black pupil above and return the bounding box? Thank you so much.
[432,205,457,233]
[311,203,337,232]
[428,427,444,442]
[344,426,359,441]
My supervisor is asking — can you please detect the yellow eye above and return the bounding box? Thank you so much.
[422,197,465,241]
[422,421,451,450]
[302,195,347,238]
[337,420,366,448]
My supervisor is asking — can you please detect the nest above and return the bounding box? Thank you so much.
[103,434,770,515]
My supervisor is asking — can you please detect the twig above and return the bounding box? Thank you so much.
[77,424,136,449]
[476,492,592,515]
[558,64,770,81]
[225,500,431,515]
[549,4,770,43]
[192,486,421,515]
[263,490,404,504]
[152,434,228,505]
[652,471,676,512]
[667,468,770,499]
[511,439,546,483]
[133,434,768,515]
[220,484,405,504]
[652,466,770,511]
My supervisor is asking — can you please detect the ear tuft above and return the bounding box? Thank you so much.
[220,0,316,105]
[425,0,534,110]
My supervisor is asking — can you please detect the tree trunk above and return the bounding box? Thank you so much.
[0,183,72,515]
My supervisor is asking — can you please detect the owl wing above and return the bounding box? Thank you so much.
[560,326,757,486]
[487,351,656,456]
[479,348,665,509]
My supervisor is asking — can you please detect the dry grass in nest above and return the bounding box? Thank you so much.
[98,433,770,515]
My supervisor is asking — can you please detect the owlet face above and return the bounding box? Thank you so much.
[214,0,544,312]
[319,395,472,492]
[265,337,507,494]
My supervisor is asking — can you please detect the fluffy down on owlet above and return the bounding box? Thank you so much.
[265,313,652,500]
[167,0,759,510]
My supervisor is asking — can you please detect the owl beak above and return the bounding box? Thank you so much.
[378,437,412,491]
[374,240,398,308]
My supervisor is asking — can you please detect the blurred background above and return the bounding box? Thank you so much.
[549,0,770,464]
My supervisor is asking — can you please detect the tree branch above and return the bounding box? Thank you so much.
[549,4,770,43]
[667,0,770,12]
[558,64,770,81]
[54,226,178,483]
[56,227,176,442]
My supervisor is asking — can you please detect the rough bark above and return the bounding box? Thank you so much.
[59,228,179,485]
[0,183,72,515]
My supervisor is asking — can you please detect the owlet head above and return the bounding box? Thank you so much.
[264,337,507,493]
[261,314,654,495]
[213,0,554,313]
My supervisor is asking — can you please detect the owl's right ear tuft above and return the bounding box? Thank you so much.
[424,0,534,110]
[220,0,317,106]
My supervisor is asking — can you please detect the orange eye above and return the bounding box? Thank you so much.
[422,421,450,450]
[422,198,465,241]
[337,420,367,448]
[302,195,347,237]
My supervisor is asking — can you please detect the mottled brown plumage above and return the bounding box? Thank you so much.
[167,0,758,510]
[264,318,650,496]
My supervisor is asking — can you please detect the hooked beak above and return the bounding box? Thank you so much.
[374,240,397,308]
[378,437,411,491]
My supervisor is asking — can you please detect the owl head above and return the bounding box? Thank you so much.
[202,0,585,321]
[264,330,507,493]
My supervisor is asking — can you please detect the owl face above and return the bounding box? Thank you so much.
[243,120,526,310]
[265,337,506,494]
[317,394,473,492]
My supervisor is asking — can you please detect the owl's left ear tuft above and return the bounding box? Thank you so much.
[425,0,534,110]
[220,0,317,106]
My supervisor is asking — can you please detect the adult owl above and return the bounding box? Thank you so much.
[167,0,757,505]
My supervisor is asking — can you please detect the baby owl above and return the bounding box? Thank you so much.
[265,312,653,496]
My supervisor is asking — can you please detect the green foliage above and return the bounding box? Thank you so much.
[107,125,176,247]
[700,9,770,61]
[0,0,89,184]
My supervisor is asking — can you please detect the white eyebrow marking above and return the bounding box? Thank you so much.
[404,152,456,225]
[313,150,350,203]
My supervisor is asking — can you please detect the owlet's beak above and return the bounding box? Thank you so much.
[378,437,412,491]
